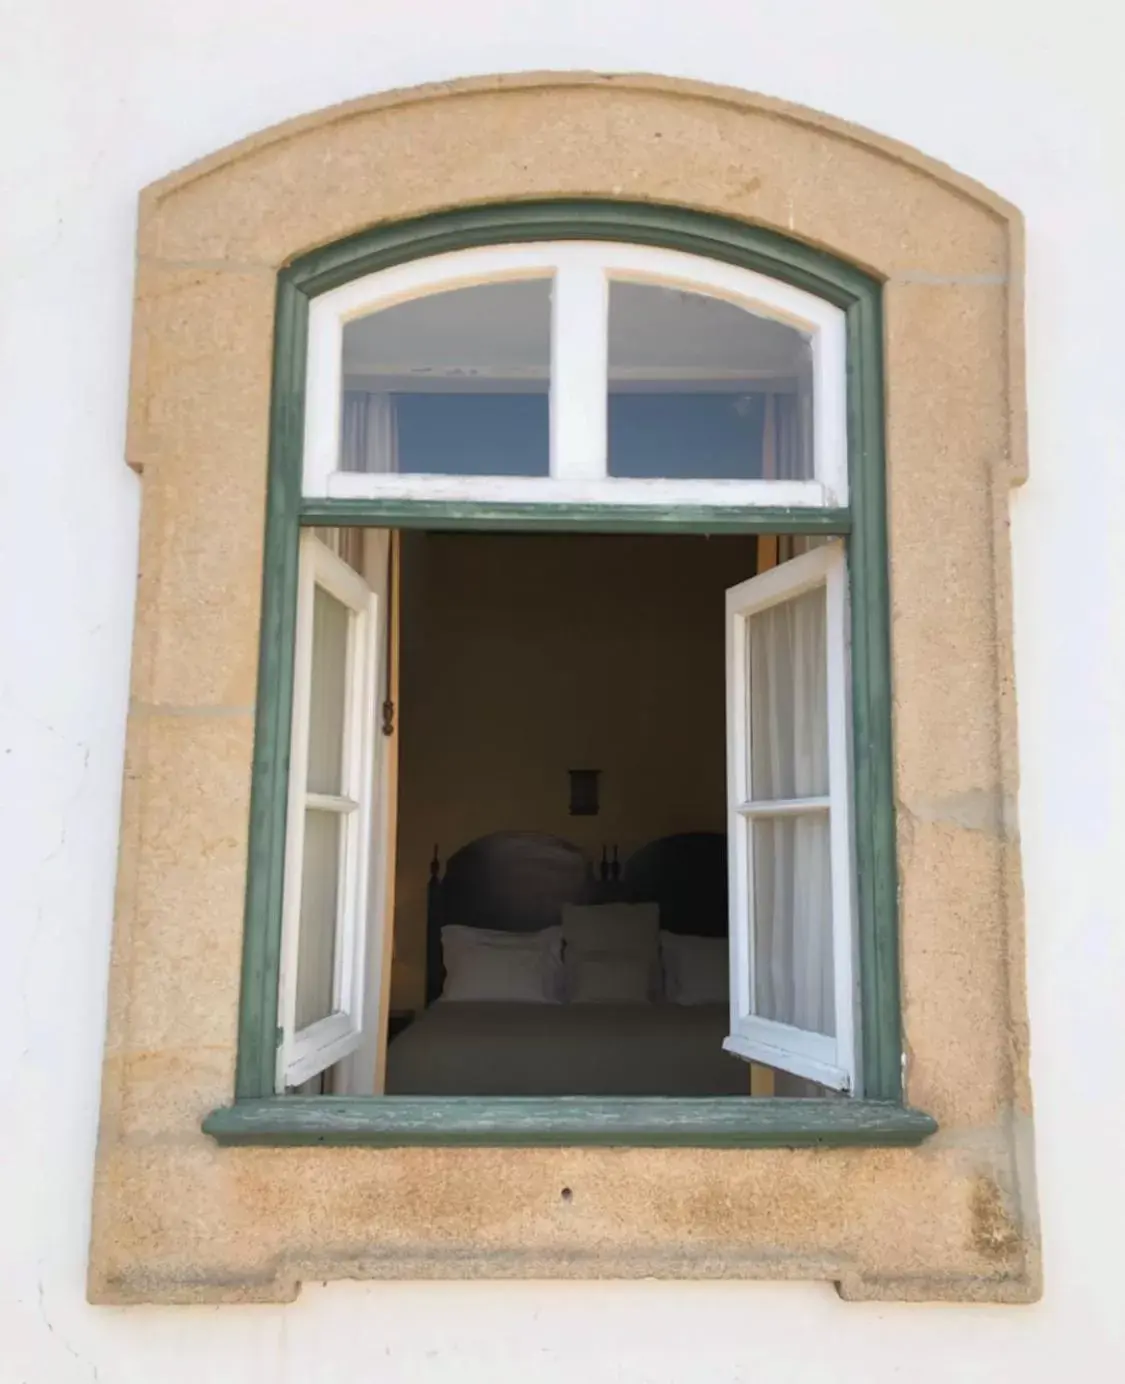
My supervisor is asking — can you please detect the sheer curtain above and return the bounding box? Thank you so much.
[341,391,398,473]
[761,391,808,480]
[749,587,835,1035]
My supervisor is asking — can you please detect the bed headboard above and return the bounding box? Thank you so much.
[425,829,728,1004]
[619,831,728,937]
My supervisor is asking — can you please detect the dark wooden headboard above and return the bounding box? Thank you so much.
[425,829,728,1004]
[619,831,728,937]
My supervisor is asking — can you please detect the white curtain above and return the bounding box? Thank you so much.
[749,587,835,1036]
[761,392,807,480]
[341,390,398,473]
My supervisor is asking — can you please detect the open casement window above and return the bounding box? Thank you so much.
[724,542,858,1093]
[304,241,847,509]
[201,205,933,1156]
[277,532,396,1093]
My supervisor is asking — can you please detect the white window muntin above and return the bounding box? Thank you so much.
[723,543,858,1092]
[304,241,847,507]
[277,535,380,1090]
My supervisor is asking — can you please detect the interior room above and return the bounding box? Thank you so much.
[294,524,831,1099]
[382,527,810,1098]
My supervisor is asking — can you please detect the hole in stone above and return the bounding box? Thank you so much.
[560,1187,573,1203]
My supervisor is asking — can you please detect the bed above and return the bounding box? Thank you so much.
[384,830,749,1096]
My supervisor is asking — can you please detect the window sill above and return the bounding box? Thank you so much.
[203,1096,936,1148]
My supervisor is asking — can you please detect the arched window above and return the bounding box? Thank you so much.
[263,208,893,1112]
[301,242,847,506]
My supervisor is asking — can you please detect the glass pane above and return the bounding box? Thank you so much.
[295,808,341,1030]
[607,281,813,480]
[752,814,834,1035]
[306,585,350,795]
[747,585,828,800]
[340,280,551,476]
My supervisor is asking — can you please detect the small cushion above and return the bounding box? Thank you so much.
[440,924,562,1003]
[660,931,729,1006]
[561,902,661,1002]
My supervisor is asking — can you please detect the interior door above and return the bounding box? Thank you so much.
[723,541,858,1092]
[276,530,397,1095]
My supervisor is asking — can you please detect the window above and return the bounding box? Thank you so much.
[724,543,855,1090]
[97,77,1033,1305]
[211,207,917,1138]
[304,242,847,508]
[277,532,389,1092]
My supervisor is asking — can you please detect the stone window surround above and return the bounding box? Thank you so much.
[90,72,1036,1304]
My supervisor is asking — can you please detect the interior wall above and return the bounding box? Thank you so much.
[392,532,756,1005]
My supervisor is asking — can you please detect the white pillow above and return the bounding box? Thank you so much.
[439,924,562,1003]
[561,902,660,1003]
[660,931,729,1005]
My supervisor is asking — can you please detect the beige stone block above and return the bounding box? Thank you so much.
[89,1138,1031,1303]
[127,262,273,708]
[884,281,1010,497]
[898,816,1012,1126]
[127,260,275,471]
[114,1046,237,1140]
[885,282,1010,805]
[140,77,1009,280]
[119,712,252,1053]
[130,478,266,710]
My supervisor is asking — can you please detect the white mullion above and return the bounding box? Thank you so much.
[726,598,754,1025]
[334,580,371,1033]
[825,547,858,1091]
[278,534,379,1091]
[276,547,317,1087]
[305,792,359,814]
[331,598,356,1027]
[326,471,826,507]
[813,309,848,505]
[737,796,831,817]
[550,253,608,480]
[303,308,344,498]
[722,1021,845,1089]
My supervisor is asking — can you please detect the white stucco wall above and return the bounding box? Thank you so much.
[2,1,1123,1378]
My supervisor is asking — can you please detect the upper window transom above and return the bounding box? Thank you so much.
[303,242,848,508]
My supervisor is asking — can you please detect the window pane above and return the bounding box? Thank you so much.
[747,585,828,800]
[306,585,350,796]
[752,814,834,1035]
[607,281,813,480]
[295,808,340,1031]
[340,280,551,476]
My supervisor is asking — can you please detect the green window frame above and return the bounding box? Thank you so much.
[204,200,934,1149]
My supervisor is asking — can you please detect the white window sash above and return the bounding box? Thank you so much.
[276,535,380,1091]
[303,242,847,507]
[724,542,858,1093]
[324,471,828,508]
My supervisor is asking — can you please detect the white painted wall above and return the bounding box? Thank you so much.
[2,0,1122,1377]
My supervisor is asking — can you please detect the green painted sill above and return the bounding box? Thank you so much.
[203,1097,937,1148]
